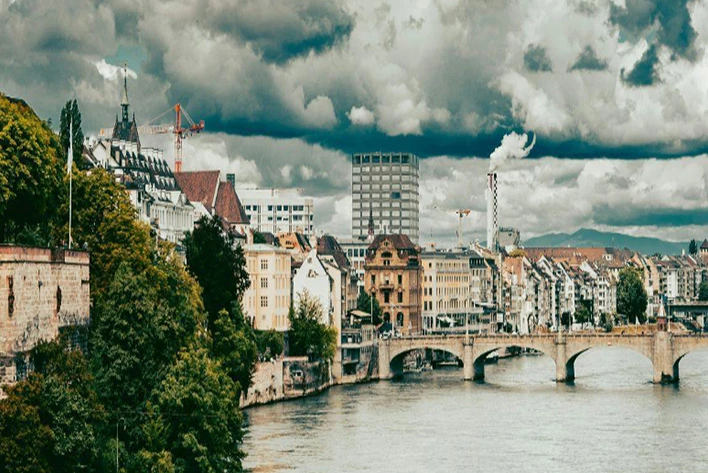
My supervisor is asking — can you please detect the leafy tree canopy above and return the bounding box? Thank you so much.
[698,281,708,301]
[59,99,85,170]
[356,291,382,325]
[184,214,250,325]
[0,93,64,243]
[289,291,337,361]
[617,267,648,324]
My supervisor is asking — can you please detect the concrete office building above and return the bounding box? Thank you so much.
[238,188,315,241]
[352,152,419,243]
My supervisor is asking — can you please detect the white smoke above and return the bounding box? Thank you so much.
[489,132,536,171]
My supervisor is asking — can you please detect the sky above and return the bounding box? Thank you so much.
[2,0,708,245]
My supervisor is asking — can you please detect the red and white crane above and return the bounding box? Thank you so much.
[139,103,205,172]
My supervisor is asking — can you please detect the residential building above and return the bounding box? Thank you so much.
[421,249,486,332]
[352,152,420,243]
[339,238,369,296]
[364,234,423,334]
[1,246,90,387]
[317,235,358,314]
[243,244,291,331]
[238,188,315,240]
[174,170,250,237]
[85,73,194,244]
[292,249,334,326]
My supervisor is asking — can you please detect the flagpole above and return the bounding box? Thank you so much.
[68,118,73,249]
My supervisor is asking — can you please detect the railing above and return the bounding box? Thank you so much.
[386,332,708,342]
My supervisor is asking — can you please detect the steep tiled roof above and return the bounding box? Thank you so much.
[215,182,250,225]
[174,171,220,212]
[368,234,417,251]
[112,116,140,144]
[317,234,350,269]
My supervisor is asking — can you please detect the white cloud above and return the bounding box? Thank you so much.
[347,105,375,125]
[94,59,137,81]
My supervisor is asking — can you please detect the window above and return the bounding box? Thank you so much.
[268,205,273,211]
[260,296,268,307]
[384,292,390,303]
[260,277,268,289]
[260,259,269,270]
[354,156,361,164]
[371,275,376,285]
[398,274,402,285]
[398,292,403,303]
[391,191,401,199]
[373,155,380,163]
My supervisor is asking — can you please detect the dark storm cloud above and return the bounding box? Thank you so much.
[523,44,553,72]
[621,44,661,86]
[203,0,355,64]
[568,46,608,71]
[610,0,698,61]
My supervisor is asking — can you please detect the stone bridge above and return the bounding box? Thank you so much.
[378,332,708,384]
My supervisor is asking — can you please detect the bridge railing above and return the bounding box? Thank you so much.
[388,332,708,342]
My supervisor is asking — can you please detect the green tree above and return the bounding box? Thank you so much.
[59,99,84,170]
[356,291,382,325]
[255,329,285,359]
[0,93,64,243]
[90,255,204,450]
[689,239,698,255]
[210,305,258,393]
[617,267,648,324]
[0,339,104,473]
[575,303,592,326]
[289,291,337,361]
[56,168,153,295]
[184,214,250,325]
[698,281,708,301]
[139,348,246,473]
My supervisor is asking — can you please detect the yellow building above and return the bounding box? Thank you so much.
[243,244,291,331]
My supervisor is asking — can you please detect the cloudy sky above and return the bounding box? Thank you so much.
[3,0,708,245]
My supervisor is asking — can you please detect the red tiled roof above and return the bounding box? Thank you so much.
[215,182,250,225]
[368,234,417,251]
[174,171,220,212]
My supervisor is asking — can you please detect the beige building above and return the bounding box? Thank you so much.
[243,244,292,331]
[421,249,481,331]
[1,246,90,386]
[364,234,423,334]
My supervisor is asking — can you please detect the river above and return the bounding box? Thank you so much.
[243,348,708,473]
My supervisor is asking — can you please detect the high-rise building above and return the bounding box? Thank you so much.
[237,188,315,240]
[351,152,419,243]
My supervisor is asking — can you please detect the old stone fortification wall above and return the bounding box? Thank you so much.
[240,357,333,408]
[240,359,284,407]
[0,246,90,385]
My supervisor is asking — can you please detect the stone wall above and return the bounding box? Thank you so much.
[240,357,334,408]
[240,359,284,408]
[0,246,90,386]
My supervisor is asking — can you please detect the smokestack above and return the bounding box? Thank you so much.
[487,172,498,251]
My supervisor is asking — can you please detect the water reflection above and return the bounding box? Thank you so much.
[244,350,708,473]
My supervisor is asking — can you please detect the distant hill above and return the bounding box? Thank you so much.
[523,228,690,256]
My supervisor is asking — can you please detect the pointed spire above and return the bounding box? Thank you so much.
[121,62,130,123]
[367,203,375,242]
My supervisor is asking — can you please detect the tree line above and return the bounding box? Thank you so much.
[0,94,334,472]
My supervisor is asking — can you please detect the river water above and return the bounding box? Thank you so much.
[243,349,708,473]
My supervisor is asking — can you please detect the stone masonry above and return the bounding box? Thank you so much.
[0,246,90,386]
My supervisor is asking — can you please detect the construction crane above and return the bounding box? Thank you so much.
[455,209,471,248]
[139,104,205,172]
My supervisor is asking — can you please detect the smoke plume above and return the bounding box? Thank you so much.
[489,132,536,171]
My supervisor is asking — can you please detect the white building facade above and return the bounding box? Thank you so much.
[238,188,315,240]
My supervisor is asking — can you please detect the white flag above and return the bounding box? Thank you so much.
[67,120,73,174]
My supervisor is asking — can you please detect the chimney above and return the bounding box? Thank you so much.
[486,172,498,251]
[226,173,236,189]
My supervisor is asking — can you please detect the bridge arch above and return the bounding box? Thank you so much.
[471,338,557,381]
[563,335,655,382]
[381,339,465,379]
[671,341,708,382]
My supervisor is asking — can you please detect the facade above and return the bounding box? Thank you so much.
[316,235,358,315]
[421,249,488,332]
[352,152,420,243]
[339,238,369,296]
[292,249,334,326]
[238,188,315,240]
[174,170,250,237]
[364,234,423,334]
[0,246,90,386]
[86,74,194,244]
[243,244,292,331]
